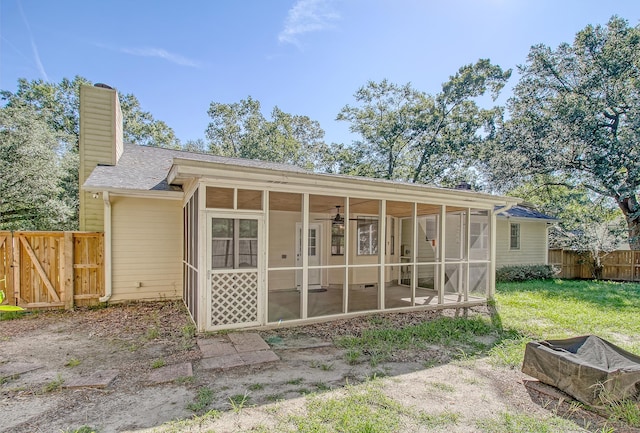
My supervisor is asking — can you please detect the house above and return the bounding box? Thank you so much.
[79,84,522,332]
[495,205,557,267]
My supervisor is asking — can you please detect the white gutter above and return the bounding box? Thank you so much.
[100,191,112,302]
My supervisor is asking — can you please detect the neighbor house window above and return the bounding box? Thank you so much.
[357,218,378,255]
[510,223,520,250]
[331,222,344,255]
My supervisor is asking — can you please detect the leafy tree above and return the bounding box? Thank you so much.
[337,60,511,184]
[119,93,181,148]
[489,17,640,249]
[336,80,423,179]
[206,96,328,170]
[1,76,181,149]
[510,177,626,278]
[409,59,510,184]
[1,76,181,229]
[183,138,207,153]
[0,105,74,230]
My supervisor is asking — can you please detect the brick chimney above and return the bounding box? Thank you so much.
[78,83,124,231]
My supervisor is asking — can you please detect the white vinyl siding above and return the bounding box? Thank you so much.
[110,196,182,301]
[495,219,548,266]
[79,85,123,231]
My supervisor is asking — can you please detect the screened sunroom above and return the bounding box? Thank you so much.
[174,158,518,332]
[77,84,517,332]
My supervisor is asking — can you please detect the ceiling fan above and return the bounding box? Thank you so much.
[315,206,357,224]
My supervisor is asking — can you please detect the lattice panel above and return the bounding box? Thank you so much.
[211,271,258,326]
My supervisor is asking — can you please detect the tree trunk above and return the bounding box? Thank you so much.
[618,196,640,250]
[627,216,640,250]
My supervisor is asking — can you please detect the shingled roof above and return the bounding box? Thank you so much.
[83,143,521,207]
[497,205,557,221]
[83,143,310,192]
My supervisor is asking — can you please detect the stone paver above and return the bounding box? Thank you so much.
[0,362,43,379]
[199,353,245,370]
[228,332,270,353]
[196,332,279,370]
[147,362,193,384]
[63,369,119,389]
[239,350,279,366]
[197,339,237,357]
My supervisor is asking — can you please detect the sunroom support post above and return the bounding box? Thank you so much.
[262,190,270,325]
[464,209,471,302]
[489,209,498,299]
[343,198,350,314]
[438,206,446,304]
[197,184,208,332]
[301,193,309,319]
[379,200,386,310]
[411,202,417,306]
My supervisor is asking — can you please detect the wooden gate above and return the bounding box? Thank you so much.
[0,231,104,309]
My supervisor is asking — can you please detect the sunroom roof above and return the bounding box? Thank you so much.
[84,143,519,207]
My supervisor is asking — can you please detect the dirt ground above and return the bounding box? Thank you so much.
[0,301,632,433]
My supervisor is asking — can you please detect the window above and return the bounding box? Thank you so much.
[331,222,344,255]
[510,223,520,250]
[357,218,378,255]
[212,218,258,269]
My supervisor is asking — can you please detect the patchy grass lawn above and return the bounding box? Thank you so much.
[9,280,638,432]
[490,279,640,368]
[147,279,640,433]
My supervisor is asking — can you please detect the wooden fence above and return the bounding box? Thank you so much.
[0,231,104,310]
[548,249,640,282]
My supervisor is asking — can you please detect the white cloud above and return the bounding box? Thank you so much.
[279,0,340,47]
[120,47,200,68]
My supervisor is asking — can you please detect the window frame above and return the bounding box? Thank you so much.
[331,222,345,256]
[357,217,379,256]
[510,222,520,250]
[212,218,259,269]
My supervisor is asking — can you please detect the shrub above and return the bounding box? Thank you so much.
[496,265,557,282]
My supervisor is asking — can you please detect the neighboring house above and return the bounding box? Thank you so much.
[496,206,557,266]
[79,84,521,332]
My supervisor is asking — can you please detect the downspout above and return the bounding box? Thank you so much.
[100,191,112,302]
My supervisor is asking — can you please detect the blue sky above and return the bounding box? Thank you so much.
[2,0,639,145]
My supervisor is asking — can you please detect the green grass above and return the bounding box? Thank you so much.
[0,311,29,321]
[426,381,456,393]
[229,393,250,411]
[336,315,499,365]
[287,382,407,433]
[151,358,166,369]
[605,399,640,427]
[491,280,640,367]
[63,427,96,433]
[418,410,460,428]
[145,326,160,340]
[490,280,640,430]
[41,374,64,393]
[187,387,214,413]
[286,377,304,385]
[476,411,578,433]
[181,324,196,339]
[64,358,81,367]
